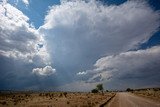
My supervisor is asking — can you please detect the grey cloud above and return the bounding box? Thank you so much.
[87,46,160,89]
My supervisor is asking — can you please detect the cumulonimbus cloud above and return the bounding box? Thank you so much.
[39,0,160,79]
[0,0,160,90]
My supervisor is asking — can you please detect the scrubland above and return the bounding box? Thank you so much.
[0,91,115,107]
[132,88,160,102]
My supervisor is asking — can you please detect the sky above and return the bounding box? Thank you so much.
[0,0,160,91]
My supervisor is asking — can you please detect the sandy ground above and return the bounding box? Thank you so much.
[106,92,160,107]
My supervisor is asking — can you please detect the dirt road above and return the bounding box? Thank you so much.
[106,92,160,107]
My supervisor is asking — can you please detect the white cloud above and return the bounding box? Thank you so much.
[77,71,87,75]
[22,0,29,5]
[32,66,56,76]
[87,46,160,83]
[40,0,159,72]
[0,3,50,64]
[0,2,55,77]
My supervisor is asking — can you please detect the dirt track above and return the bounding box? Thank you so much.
[106,92,160,107]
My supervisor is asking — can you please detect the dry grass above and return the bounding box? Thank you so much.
[0,91,115,107]
[132,88,160,102]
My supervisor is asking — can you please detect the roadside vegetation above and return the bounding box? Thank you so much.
[127,88,160,102]
[0,88,115,107]
[91,84,104,94]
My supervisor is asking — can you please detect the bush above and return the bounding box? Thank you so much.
[59,93,63,97]
[67,101,70,104]
[63,92,67,97]
[126,88,133,92]
[91,89,98,93]
[39,93,43,96]
[25,93,30,97]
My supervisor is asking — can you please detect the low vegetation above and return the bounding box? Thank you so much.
[91,83,104,94]
[126,88,133,92]
[91,89,98,93]
[0,91,115,107]
[130,88,160,102]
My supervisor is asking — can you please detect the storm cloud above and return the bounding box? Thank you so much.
[87,46,160,83]
[39,0,160,90]
[0,0,160,91]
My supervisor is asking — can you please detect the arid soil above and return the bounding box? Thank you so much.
[0,91,115,107]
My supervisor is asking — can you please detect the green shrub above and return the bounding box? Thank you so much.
[91,89,98,93]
